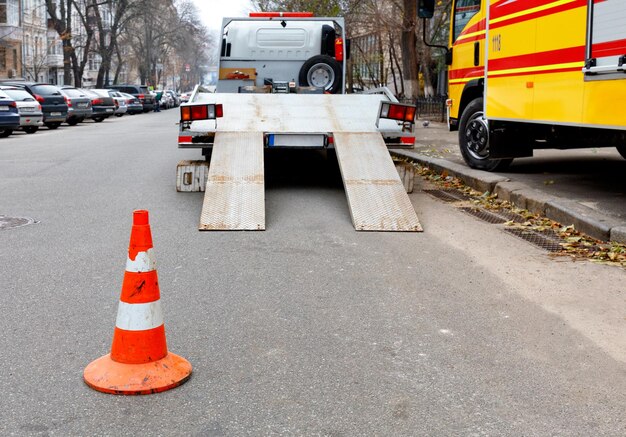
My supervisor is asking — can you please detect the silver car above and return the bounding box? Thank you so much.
[0,86,43,134]
[92,89,128,117]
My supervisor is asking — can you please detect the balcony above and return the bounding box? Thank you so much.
[47,54,64,67]
[0,24,22,41]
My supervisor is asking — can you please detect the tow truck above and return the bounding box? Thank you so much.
[177,12,422,232]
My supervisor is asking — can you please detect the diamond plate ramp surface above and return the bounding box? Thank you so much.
[333,132,422,232]
[199,132,265,230]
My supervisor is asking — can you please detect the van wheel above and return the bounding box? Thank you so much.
[617,145,626,160]
[458,97,512,171]
[298,55,342,94]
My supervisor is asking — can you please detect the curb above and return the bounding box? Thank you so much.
[391,149,626,243]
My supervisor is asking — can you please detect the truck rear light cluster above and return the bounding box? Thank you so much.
[379,102,416,122]
[376,102,416,131]
[180,104,223,122]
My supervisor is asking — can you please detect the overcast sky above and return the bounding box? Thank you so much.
[192,0,254,31]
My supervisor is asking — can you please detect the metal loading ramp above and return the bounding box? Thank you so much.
[199,131,265,230]
[333,132,423,232]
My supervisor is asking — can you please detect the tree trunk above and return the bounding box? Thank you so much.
[401,0,419,98]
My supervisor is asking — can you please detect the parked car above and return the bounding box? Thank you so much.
[79,89,116,122]
[179,92,191,103]
[165,90,180,107]
[0,82,68,129]
[91,89,127,117]
[0,86,43,134]
[0,89,21,137]
[59,87,93,125]
[157,90,173,109]
[108,84,155,112]
[119,92,143,114]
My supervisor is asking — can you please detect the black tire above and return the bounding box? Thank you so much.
[298,55,342,94]
[93,117,104,123]
[45,122,61,130]
[458,97,513,171]
[67,118,79,126]
[0,129,12,137]
[23,126,38,134]
[617,145,626,160]
[115,113,123,117]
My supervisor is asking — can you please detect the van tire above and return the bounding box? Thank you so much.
[298,55,342,94]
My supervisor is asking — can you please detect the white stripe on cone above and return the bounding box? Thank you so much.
[115,301,164,331]
[126,249,156,273]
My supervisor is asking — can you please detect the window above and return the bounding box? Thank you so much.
[453,0,481,42]
[0,47,6,70]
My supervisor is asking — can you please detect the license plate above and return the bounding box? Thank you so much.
[78,103,88,108]
[20,107,34,112]
[106,108,113,112]
[0,106,9,111]
[51,112,61,116]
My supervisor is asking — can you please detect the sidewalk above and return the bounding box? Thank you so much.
[391,122,626,243]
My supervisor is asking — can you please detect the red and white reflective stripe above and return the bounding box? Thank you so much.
[116,248,163,331]
[116,301,164,331]
[125,248,156,272]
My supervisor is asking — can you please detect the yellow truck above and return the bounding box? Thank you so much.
[420,0,626,170]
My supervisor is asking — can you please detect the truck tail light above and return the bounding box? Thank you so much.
[379,102,416,123]
[376,102,416,131]
[335,37,344,62]
[180,104,223,122]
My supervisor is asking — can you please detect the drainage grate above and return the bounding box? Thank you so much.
[0,216,38,230]
[504,228,563,252]
[423,189,469,202]
[495,210,527,223]
[459,207,509,224]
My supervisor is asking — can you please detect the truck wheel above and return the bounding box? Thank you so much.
[458,97,512,171]
[0,128,12,137]
[298,55,342,94]
[617,145,626,160]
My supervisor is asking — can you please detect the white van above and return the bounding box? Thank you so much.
[217,13,347,94]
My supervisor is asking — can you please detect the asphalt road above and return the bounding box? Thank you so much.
[1,112,625,436]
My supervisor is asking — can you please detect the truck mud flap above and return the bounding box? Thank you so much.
[199,132,265,230]
[333,132,422,232]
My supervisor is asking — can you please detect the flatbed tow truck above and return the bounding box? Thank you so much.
[177,13,422,232]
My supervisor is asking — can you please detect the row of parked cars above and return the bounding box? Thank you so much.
[0,82,182,137]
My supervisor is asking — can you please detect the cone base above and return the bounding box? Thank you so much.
[83,352,192,395]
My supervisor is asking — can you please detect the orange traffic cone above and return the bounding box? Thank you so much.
[84,210,192,395]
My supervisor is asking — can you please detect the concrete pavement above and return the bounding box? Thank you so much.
[391,122,626,242]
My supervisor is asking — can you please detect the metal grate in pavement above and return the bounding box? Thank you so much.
[504,228,563,252]
[423,189,469,202]
[495,210,527,223]
[459,207,509,224]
